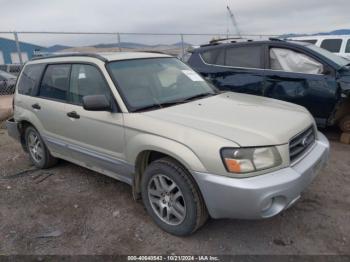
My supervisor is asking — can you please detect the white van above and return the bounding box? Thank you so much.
[289,35,350,60]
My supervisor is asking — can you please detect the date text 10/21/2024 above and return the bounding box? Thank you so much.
[127,255,220,261]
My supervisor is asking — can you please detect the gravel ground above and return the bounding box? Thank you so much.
[0,128,349,255]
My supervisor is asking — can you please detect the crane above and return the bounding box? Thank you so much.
[226,5,241,38]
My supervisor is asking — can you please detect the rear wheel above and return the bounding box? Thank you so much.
[339,115,350,133]
[25,126,58,169]
[141,157,208,236]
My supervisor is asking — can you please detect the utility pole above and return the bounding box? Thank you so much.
[13,31,23,65]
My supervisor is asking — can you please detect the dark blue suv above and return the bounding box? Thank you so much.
[187,39,350,132]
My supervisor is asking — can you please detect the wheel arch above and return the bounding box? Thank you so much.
[17,119,38,151]
[127,135,207,199]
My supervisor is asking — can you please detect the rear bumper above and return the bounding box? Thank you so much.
[192,131,330,219]
[6,118,21,141]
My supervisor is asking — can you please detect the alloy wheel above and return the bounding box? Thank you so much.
[147,174,186,225]
[27,131,43,163]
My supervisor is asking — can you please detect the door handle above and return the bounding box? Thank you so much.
[67,111,80,119]
[32,103,41,110]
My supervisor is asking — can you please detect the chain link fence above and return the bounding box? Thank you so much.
[0,31,278,63]
[0,64,23,75]
[0,31,277,97]
[0,31,278,124]
[0,80,16,95]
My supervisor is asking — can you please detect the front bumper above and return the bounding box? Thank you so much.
[192,131,330,219]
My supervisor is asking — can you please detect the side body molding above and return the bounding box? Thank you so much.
[44,136,134,185]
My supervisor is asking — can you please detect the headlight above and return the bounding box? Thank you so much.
[221,147,282,174]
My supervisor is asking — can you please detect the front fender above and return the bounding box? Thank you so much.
[125,132,207,173]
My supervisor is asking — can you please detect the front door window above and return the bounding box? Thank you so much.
[270,48,323,74]
[68,64,111,105]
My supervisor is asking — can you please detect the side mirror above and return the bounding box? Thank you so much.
[82,95,111,111]
[323,66,333,76]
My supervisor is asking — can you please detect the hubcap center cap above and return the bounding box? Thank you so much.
[164,195,170,203]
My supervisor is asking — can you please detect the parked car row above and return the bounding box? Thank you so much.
[7,51,329,236]
[289,35,350,60]
[187,38,350,132]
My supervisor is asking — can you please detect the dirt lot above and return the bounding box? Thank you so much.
[0,127,349,255]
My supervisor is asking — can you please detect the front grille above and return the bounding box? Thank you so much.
[289,126,315,163]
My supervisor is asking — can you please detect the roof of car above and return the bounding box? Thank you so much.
[195,39,311,51]
[31,52,172,63]
[99,52,171,61]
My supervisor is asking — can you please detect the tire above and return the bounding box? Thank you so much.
[24,126,58,169]
[141,157,208,236]
[339,115,350,133]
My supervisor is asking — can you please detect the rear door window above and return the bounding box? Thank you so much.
[17,64,45,95]
[68,64,111,105]
[39,64,70,101]
[225,46,262,68]
[320,39,342,53]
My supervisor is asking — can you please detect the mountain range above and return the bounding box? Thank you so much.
[280,29,350,38]
[45,29,350,52]
[46,41,192,52]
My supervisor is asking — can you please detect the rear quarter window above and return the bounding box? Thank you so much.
[17,64,45,95]
[201,49,225,65]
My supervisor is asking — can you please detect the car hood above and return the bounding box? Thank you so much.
[142,92,314,147]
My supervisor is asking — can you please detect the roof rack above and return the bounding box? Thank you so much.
[31,52,108,62]
[200,37,254,47]
[268,37,287,42]
[210,37,248,44]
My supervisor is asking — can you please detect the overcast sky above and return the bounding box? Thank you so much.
[0,0,349,46]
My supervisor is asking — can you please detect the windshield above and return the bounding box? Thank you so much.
[304,44,349,67]
[108,57,216,112]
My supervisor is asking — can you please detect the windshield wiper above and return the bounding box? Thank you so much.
[133,92,217,112]
[133,100,186,112]
[133,104,162,112]
[153,92,216,108]
[179,92,216,103]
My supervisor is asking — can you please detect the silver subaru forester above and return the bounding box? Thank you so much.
[6,52,329,235]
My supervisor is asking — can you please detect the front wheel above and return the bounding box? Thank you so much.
[141,157,208,236]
